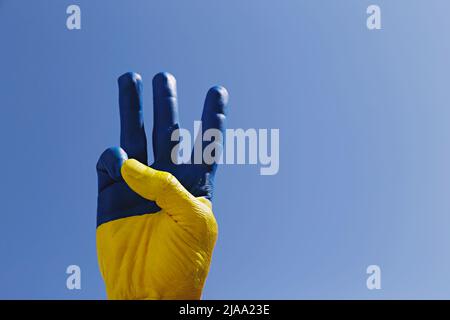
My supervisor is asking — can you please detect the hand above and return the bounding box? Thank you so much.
[96,72,229,300]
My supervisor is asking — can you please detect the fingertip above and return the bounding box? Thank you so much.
[206,85,229,114]
[209,85,229,98]
[118,72,142,89]
[152,71,175,84]
[152,72,177,97]
[121,158,148,180]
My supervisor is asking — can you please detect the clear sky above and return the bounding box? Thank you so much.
[1,0,450,299]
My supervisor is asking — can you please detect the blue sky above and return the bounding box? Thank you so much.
[2,0,450,299]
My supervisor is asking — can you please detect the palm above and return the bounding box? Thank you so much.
[98,200,215,299]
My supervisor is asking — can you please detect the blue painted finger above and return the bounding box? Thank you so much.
[200,86,229,171]
[96,147,128,193]
[118,72,148,164]
[152,72,180,165]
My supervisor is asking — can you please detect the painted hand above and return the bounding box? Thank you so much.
[96,72,228,299]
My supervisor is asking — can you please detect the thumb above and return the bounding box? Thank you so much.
[121,159,213,228]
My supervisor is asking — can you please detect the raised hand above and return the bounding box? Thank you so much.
[96,72,228,299]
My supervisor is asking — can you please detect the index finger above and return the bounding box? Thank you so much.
[118,72,148,164]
